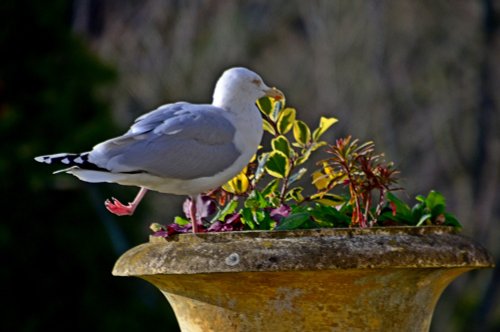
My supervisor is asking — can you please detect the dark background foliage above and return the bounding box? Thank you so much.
[1,0,498,331]
[0,0,177,330]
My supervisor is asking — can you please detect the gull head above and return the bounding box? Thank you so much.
[212,67,284,108]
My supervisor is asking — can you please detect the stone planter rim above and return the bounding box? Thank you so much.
[113,226,494,276]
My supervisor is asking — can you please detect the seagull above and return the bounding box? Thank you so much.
[35,67,284,233]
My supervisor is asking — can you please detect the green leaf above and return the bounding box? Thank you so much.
[244,190,268,209]
[275,212,311,230]
[265,151,290,178]
[410,202,425,223]
[295,148,312,166]
[387,192,412,221]
[212,199,239,223]
[310,141,327,152]
[174,216,191,226]
[431,204,446,218]
[420,190,447,219]
[263,119,276,136]
[285,187,304,203]
[293,120,311,146]
[241,207,256,230]
[310,193,346,207]
[415,195,426,203]
[271,135,292,157]
[277,107,296,134]
[261,178,280,197]
[416,213,432,227]
[444,213,462,229]
[253,209,273,230]
[312,116,338,141]
[425,190,446,210]
[257,97,272,117]
[310,204,350,227]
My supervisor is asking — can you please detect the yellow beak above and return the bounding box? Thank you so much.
[264,87,285,101]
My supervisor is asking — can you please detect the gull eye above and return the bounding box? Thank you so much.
[251,79,262,86]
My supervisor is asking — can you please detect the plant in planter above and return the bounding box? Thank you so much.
[115,96,493,332]
[150,96,461,236]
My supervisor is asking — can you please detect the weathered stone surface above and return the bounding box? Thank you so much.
[113,227,493,276]
[146,268,470,332]
[112,227,494,332]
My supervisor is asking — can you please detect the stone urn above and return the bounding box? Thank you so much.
[112,227,494,332]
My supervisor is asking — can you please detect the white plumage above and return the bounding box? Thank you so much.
[35,67,284,232]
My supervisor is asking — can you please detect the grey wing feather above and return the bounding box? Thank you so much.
[89,102,241,179]
[127,102,188,135]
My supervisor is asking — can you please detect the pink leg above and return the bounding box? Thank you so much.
[105,187,148,216]
[189,195,200,233]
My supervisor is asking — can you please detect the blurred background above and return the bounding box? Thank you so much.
[1,0,498,331]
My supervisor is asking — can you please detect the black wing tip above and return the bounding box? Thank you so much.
[34,152,105,171]
[34,155,50,163]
